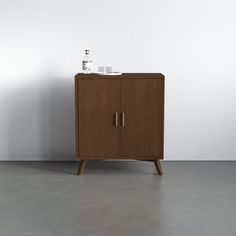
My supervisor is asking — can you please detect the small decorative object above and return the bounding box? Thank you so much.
[105,66,112,73]
[94,66,122,75]
[98,66,105,73]
[92,72,122,76]
[82,50,93,74]
[82,52,121,75]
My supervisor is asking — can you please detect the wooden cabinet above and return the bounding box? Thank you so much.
[78,79,121,157]
[75,73,164,175]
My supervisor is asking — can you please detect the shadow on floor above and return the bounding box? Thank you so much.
[0,160,158,175]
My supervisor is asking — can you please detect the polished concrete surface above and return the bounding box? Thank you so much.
[0,161,236,236]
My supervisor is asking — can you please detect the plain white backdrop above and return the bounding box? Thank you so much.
[1,0,236,160]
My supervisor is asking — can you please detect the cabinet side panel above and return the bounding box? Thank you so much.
[75,78,79,160]
[160,78,164,159]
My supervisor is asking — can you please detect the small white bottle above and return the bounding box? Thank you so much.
[82,49,93,74]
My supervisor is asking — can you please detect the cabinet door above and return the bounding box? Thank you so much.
[78,79,120,158]
[121,79,164,158]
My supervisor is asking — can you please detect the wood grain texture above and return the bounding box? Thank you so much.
[75,73,164,79]
[74,73,164,174]
[77,160,87,175]
[120,78,164,159]
[154,160,163,175]
[77,79,121,158]
[74,79,79,160]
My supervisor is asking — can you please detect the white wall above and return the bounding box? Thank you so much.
[1,0,236,160]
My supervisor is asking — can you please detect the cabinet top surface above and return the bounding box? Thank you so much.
[75,73,165,79]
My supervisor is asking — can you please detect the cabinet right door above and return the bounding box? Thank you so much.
[121,78,164,159]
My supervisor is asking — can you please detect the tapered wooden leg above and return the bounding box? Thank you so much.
[154,160,163,176]
[77,160,87,175]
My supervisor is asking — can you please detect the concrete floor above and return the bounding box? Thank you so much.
[0,161,236,236]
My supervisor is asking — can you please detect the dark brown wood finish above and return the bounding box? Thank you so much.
[77,78,121,158]
[74,73,165,174]
[154,160,163,176]
[121,78,164,159]
[75,73,164,80]
[77,160,87,175]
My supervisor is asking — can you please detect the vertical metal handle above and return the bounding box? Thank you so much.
[121,112,125,127]
[115,112,118,127]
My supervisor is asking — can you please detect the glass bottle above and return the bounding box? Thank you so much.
[82,49,93,74]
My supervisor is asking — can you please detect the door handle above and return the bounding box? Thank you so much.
[115,112,118,127]
[121,112,125,127]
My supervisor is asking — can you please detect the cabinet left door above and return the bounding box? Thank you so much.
[76,78,121,158]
